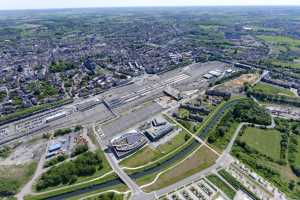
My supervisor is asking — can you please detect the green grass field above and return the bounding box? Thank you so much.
[0,162,37,197]
[233,119,300,199]
[206,174,236,199]
[120,129,190,168]
[258,35,300,70]
[65,187,126,200]
[25,173,125,200]
[258,35,300,47]
[253,83,295,96]
[240,127,282,161]
[120,146,163,168]
[143,146,218,192]
[36,150,113,193]
[232,143,300,199]
[79,192,124,200]
[210,121,239,152]
[271,60,300,69]
[294,136,300,168]
[157,130,189,154]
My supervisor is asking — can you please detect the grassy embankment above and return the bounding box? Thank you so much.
[253,83,295,97]
[143,146,218,192]
[206,174,236,199]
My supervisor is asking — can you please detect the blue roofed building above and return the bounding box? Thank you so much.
[48,142,62,152]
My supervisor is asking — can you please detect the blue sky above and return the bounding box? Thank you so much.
[1,0,300,10]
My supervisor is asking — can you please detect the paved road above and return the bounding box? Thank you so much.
[253,70,269,86]
[93,124,152,200]
[224,122,246,155]
[153,114,276,198]
[1,61,225,146]
[16,144,48,200]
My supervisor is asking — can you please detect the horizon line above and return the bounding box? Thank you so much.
[1,4,300,12]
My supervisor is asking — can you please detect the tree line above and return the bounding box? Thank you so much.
[36,151,103,191]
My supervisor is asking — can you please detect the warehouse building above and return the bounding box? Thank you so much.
[46,142,62,158]
[48,143,62,152]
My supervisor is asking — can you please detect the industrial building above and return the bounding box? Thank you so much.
[48,143,62,152]
[208,70,222,77]
[46,142,63,158]
[203,73,214,79]
[144,117,174,141]
[206,89,231,98]
[110,130,147,158]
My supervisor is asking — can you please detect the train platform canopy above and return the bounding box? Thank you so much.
[164,86,182,100]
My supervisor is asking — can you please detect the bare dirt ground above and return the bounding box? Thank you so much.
[216,73,259,93]
[0,137,47,165]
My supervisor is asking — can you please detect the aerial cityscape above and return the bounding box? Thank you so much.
[0,2,300,200]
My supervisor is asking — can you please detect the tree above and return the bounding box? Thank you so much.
[74,125,83,132]
[217,126,227,137]
[289,180,295,191]
[184,134,191,141]
[37,151,102,190]
[71,144,88,157]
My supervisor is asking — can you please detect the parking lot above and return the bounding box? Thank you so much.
[165,179,227,200]
[101,101,163,142]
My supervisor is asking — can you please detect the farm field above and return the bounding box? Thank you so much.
[271,60,300,69]
[240,127,282,161]
[258,35,300,47]
[258,35,300,69]
[253,83,295,97]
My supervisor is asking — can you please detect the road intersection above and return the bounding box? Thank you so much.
[92,98,276,200]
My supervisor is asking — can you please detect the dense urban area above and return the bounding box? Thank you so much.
[0,6,300,200]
